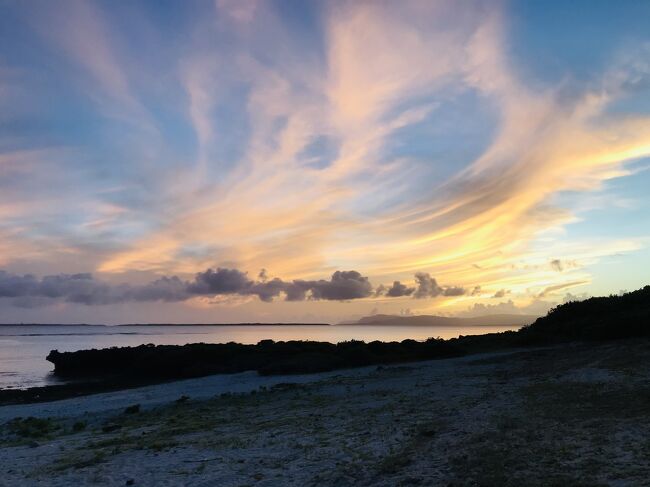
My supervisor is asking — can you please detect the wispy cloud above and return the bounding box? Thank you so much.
[0,0,649,321]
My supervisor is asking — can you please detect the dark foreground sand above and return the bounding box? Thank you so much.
[2,340,650,486]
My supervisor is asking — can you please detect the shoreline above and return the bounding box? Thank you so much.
[1,337,467,406]
[0,350,515,422]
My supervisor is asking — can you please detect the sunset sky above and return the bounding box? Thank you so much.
[1,0,649,324]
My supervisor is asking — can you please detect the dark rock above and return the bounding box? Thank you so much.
[124,404,140,414]
[102,424,121,433]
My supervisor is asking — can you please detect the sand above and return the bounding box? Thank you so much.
[2,340,650,486]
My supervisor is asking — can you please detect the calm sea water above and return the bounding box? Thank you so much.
[0,324,517,389]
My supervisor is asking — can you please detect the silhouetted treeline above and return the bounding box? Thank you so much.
[517,285,650,343]
[451,285,650,350]
[44,286,650,384]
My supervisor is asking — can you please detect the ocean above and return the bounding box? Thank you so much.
[0,324,518,389]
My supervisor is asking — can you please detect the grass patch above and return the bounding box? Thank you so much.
[523,381,650,420]
[48,451,107,472]
[5,417,61,439]
[373,420,442,477]
[449,412,606,487]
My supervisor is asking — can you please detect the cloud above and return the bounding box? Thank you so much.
[0,267,479,308]
[281,271,373,302]
[459,298,553,317]
[537,280,589,298]
[83,2,649,302]
[0,268,377,307]
[311,270,373,300]
[129,276,190,302]
[187,268,253,295]
[443,286,466,297]
[413,272,466,298]
[0,271,134,307]
[373,284,386,297]
[24,0,151,124]
[492,289,508,298]
[413,273,443,298]
[258,268,268,281]
[216,0,257,23]
[562,292,590,303]
[549,259,579,272]
[385,281,415,297]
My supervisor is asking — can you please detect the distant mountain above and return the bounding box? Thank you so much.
[341,313,538,327]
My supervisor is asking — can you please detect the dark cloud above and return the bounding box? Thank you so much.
[0,267,476,307]
[0,268,376,307]
[283,271,373,301]
[550,259,579,272]
[443,286,465,296]
[385,280,415,297]
[0,271,122,306]
[492,289,508,298]
[550,259,563,272]
[318,270,373,300]
[249,278,288,302]
[129,276,189,302]
[185,269,373,302]
[0,271,40,298]
[373,284,386,297]
[258,268,268,282]
[187,268,253,295]
[414,272,443,298]
[11,296,57,309]
[413,272,467,298]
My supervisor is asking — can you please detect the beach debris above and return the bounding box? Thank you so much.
[270,382,303,392]
[183,457,222,463]
[102,423,121,433]
[175,395,190,404]
[123,404,141,414]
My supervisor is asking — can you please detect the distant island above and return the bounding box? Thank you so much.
[117,323,331,327]
[340,313,538,327]
[1,316,536,326]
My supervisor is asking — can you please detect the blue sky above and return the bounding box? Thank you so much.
[0,0,649,323]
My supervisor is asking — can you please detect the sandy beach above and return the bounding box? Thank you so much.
[2,340,650,486]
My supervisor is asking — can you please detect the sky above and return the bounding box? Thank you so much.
[1,0,649,324]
